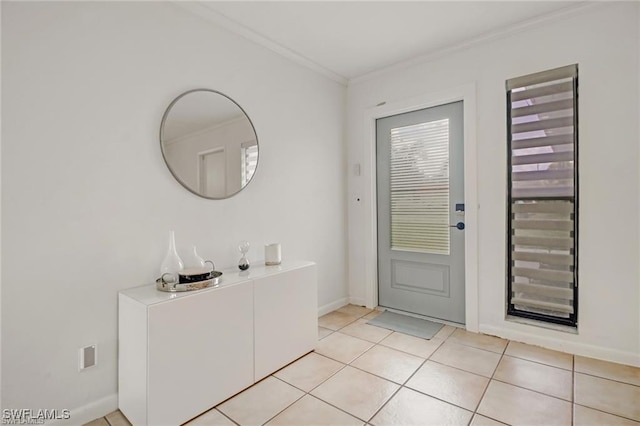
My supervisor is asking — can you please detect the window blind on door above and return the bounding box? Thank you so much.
[507,64,578,326]
[389,118,450,255]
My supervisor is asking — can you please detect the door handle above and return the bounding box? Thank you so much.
[450,222,465,230]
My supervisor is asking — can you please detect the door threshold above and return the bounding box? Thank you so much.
[380,306,465,328]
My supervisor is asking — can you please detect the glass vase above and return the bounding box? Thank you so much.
[160,231,184,282]
[185,246,206,270]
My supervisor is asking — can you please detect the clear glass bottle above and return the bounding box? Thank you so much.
[160,231,184,282]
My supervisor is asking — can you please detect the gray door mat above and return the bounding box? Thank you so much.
[367,310,444,340]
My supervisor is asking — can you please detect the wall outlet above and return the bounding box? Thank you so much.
[79,345,97,370]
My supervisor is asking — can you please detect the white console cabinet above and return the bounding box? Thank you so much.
[118,261,317,426]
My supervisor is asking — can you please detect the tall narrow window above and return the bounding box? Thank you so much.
[241,141,258,187]
[507,64,578,327]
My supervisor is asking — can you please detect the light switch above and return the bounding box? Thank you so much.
[79,345,97,370]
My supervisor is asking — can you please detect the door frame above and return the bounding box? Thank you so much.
[362,83,479,332]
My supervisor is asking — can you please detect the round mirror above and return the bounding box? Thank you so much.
[160,89,259,199]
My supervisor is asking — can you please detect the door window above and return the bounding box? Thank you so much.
[389,119,450,255]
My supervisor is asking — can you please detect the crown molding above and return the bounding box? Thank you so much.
[349,1,600,86]
[172,1,603,88]
[171,1,348,86]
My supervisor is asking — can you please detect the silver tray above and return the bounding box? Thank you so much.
[156,271,223,292]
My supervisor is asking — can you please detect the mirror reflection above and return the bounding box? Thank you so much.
[160,89,258,199]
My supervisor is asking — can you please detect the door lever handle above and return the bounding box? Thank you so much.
[450,222,465,230]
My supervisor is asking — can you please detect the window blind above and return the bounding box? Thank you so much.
[390,118,450,254]
[507,64,578,326]
[241,142,258,187]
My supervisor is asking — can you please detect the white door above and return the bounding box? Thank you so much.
[376,101,465,324]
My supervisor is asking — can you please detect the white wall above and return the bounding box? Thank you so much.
[347,3,640,366]
[1,1,346,421]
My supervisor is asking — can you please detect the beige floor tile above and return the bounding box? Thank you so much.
[470,415,508,426]
[337,305,373,318]
[267,395,364,426]
[311,366,399,421]
[430,341,501,377]
[406,360,489,411]
[379,333,444,358]
[370,387,472,426]
[351,344,424,384]
[84,419,109,426]
[494,355,573,401]
[339,319,393,343]
[574,373,640,421]
[447,329,508,354]
[105,411,132,426]
[477,380,572,426]
[575,355,640,386]
[274,352,344,392]
[315,332,374,364]
[434,324,458,340]
[187,409,236,425]
[318,326,333,340]
[505,341,573,370]
[318,311,359,331]
[363,310,384,320]
[217,376,304,425]
[574,404,640,425]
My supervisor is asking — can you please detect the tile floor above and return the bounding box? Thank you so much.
[87,305,640,426]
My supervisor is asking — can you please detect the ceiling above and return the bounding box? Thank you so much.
[163,91,245,141]
[191,1,580,83]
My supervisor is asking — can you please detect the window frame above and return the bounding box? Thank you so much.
[506,66,579,327]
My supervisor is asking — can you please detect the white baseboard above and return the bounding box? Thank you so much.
[46,393,117,426]
[480,324,640,367]
[318,297,349,317]
[348,297,367,307]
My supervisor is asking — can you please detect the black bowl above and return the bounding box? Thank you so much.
[179,268,213,283]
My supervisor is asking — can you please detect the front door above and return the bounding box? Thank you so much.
[376,101,465,324]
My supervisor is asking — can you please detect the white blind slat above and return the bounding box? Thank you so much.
[512,251,574,266]
[507,64,577,90]
[511,135,574,150]
[510,81,573,102]
[512,283,573,300]
[512,186,574,198]
[512,117,573,134]
[512,235,573,250]
[511,99,574,118]
[512,202,574,214]
[512,169,574,182]
[512,150,574,166]
[511,298,574,314]
[512,219,573,231]
[512,267,574,283]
